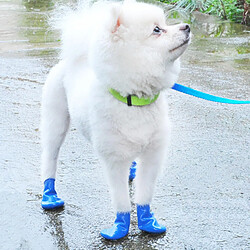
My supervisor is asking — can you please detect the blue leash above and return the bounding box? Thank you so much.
[172,83,250,104]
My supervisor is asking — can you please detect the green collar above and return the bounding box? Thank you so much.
[109,88,160,107]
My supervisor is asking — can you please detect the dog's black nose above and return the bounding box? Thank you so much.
[179,24,190,33]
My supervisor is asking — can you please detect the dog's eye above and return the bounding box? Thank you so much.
[153,26,162,35]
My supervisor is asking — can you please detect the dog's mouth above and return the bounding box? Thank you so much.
[169,37,190,53]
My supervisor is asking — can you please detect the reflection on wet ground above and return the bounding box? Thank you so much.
[43,208,70,250]
[0,1,249,249]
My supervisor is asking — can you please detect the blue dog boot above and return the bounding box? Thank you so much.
[129,161,137,181]
[137,204,166,234]
[100,212,130,240]
[41,178,64,210]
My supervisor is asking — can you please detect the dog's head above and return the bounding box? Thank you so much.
[110,1,190,60]
[88,1,191,96]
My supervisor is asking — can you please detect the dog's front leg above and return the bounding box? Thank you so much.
[135,145,167,234]
[100,159,132,240]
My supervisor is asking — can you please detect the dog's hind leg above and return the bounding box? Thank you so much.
[40,62,70,209]
[129,161,137,181]
[135,146,167,234]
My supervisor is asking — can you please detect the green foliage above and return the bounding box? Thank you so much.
[160,0,245,23]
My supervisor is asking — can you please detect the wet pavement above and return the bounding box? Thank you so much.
[0,1,249,249]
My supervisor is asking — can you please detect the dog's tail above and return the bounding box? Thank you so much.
[50,1,121,62]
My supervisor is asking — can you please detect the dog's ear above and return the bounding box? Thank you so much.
[109,3,122,34]
[113,17,121,33]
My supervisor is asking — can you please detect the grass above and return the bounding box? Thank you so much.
[159,0,249,24]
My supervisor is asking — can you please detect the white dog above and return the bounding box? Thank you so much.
[40,0,190,240]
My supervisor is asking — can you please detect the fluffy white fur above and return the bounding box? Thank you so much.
[41,0,190,212]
